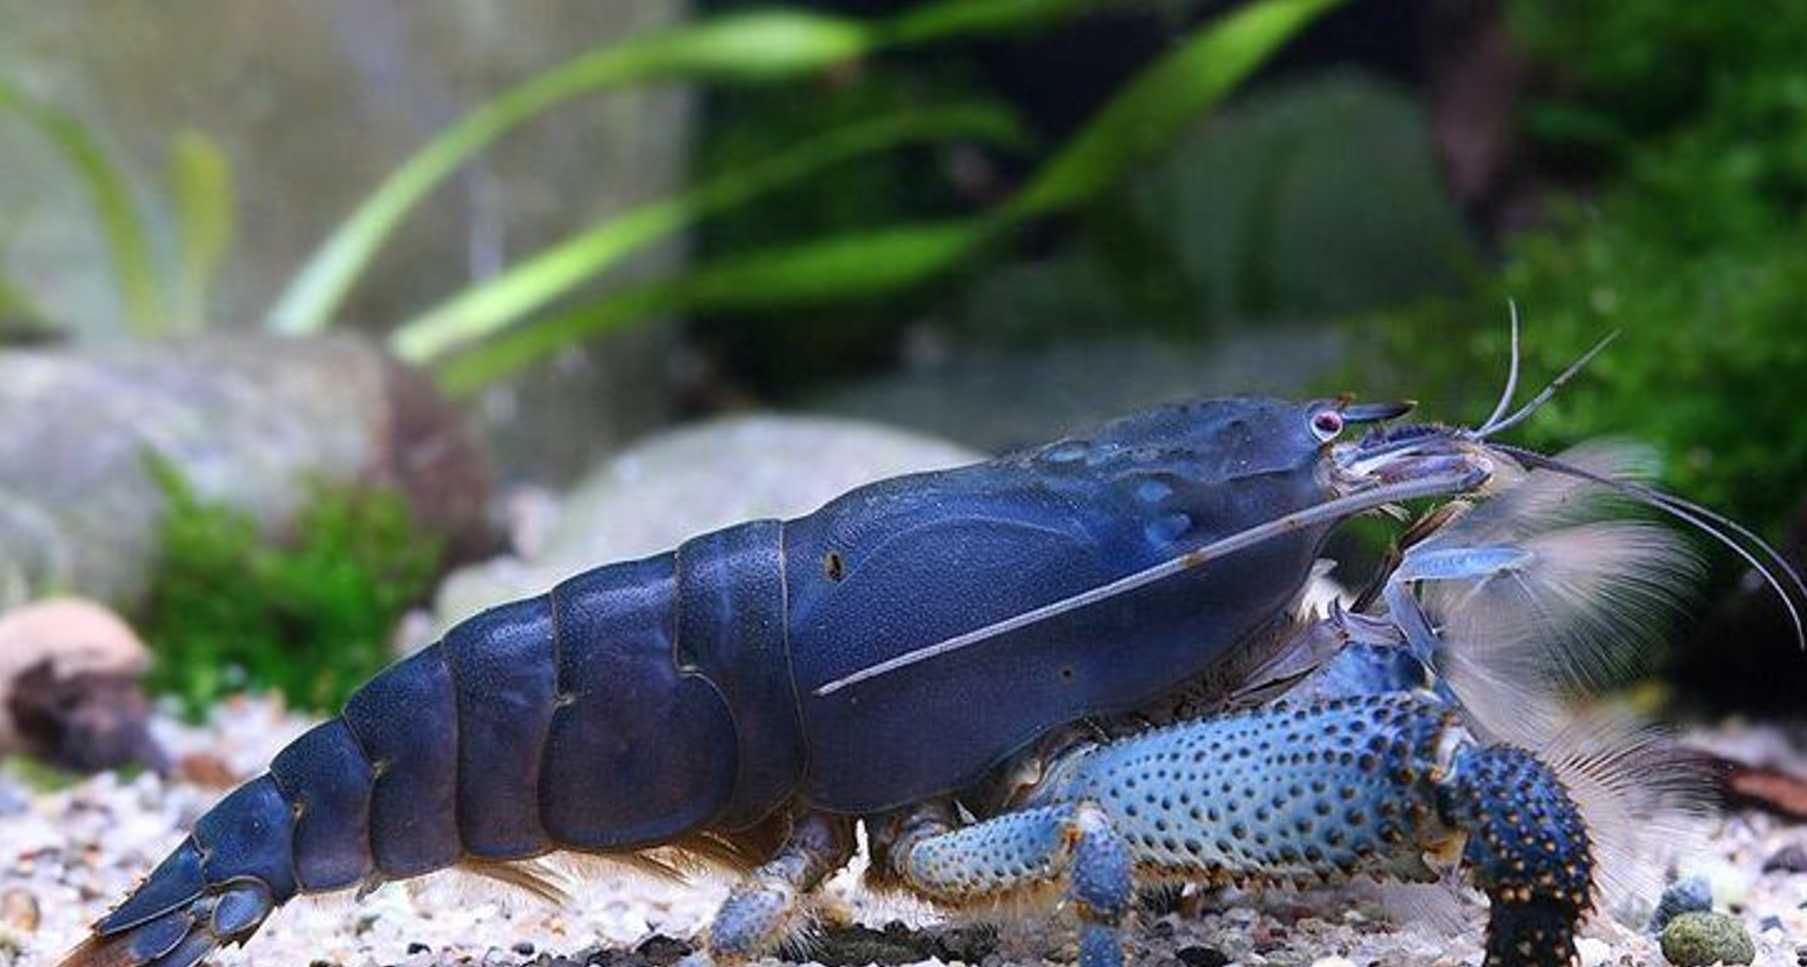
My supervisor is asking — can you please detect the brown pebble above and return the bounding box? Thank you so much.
[0,887,40,933]
[179,751,241,788]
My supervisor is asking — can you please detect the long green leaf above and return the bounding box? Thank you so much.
[882,0,1103,45]
[267,10,881,335]
[267,2,1128,336]
[0,79,165,333]
[436,219,990,394]
[437,0,1343,392]
[390,105,1024,363]
[168,130,235,331]
[1012,0,1345,216]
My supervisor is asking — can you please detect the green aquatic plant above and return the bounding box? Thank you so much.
[267,0,1144,337]
[1,753,80,793]
[0,79,234,336]
[388,102,1029,363]
[434,0,1346,392]
[1351,218,1807,534]
[1348,0,1807,537]
[138,456,441,718]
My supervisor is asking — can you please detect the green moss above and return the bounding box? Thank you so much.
[138,456,442,718]
[1342,2,1807,538]
[1345,212,1807,536]
[1509,2,1807,168]
[1,754,80,793]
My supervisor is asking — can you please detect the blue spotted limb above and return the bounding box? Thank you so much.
[888,693,1592,967]
[891,801,1135,967]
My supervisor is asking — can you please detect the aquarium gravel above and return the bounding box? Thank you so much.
[5,696,1804,967]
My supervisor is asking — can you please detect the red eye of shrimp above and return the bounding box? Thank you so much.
[1311,409,1344,441]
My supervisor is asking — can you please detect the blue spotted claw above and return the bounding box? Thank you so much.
[885,694,1596,967]
[1441,744,1593,967]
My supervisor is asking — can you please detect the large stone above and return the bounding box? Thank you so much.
[0,335,491,610]
[430,414,981,631]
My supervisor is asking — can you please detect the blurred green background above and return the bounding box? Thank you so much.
[2,0,1803,721]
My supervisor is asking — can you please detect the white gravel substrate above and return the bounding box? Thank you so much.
[4,697,1804,967]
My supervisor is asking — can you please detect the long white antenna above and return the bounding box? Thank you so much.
[1477,300,1522,434]
[1479,330,1619,439]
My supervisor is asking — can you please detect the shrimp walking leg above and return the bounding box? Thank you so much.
[1381,544,1533,662]
[681,812,856,965]
[890,802,1135,967]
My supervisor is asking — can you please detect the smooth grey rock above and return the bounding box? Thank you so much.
[0,335,490,609]
[430,414,980,632]
[1659,911,1754,966]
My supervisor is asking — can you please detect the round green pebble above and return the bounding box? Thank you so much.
[1660,911,1754,966]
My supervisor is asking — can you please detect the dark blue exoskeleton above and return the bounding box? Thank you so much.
[70,383,1778,967]
[72,396,1440,964]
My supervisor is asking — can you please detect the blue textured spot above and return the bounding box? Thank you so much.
[1145,512,1192,546]
[1134,479,1173,504]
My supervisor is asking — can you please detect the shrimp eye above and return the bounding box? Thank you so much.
[1310,409,1344,442]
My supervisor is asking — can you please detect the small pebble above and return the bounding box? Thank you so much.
[1649,875,1713,932]
[1660,911,1754,966]
[0,888,37,933]
[1175,946,1231,967]
[0,778,25,817]
[176,751,239,788]
[407,942,432,955]
[1763,843,1807,874]
[514,941,537,956]
[1681,857,1754,908]
[928,924,998,963]
[1575,936,1612,967]
[633,934,691,966]
[811,923,939,966]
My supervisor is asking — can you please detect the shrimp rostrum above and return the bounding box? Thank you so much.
[60,332,1805,967]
